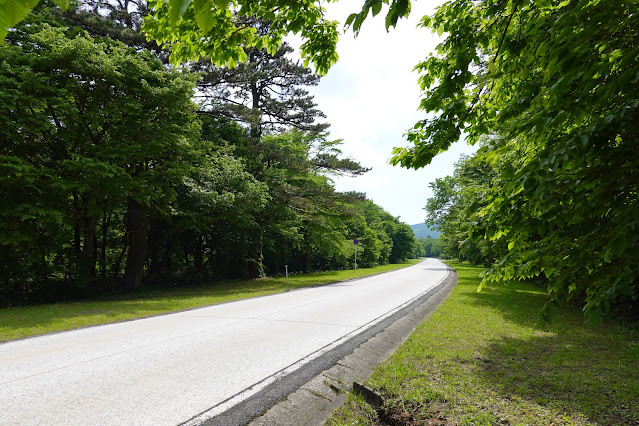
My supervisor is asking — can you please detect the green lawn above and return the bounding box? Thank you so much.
[0,260,419,342]
[328,262,639,425]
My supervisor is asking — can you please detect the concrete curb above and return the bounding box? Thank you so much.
[247,266,459,426]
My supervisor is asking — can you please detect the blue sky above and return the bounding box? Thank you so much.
[292,1,477,225]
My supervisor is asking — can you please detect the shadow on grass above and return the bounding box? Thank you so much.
[477,333,639,424]
[456,265,548,329]
[454,264,639,424]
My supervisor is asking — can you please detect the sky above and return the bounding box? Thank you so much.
[291,1,477,225]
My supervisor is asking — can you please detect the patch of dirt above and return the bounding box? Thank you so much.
[379,402,450,426]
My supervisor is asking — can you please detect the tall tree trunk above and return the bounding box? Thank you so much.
[78,194,98,286]
[113,230,128,280]
[100,212,110,281]
[147,217,160,277]
[73,191,82,270]
[193,236,204,273]
[248,226,264,278]
[249,76,261,139]
[124,198,148,289]
[305,252,312,273]
[149,243,161,277]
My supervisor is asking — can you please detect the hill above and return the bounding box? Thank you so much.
[410,223,441,239]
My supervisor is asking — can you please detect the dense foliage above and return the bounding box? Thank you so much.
[0,4,416,306]
[414,237,442,258]
[425,155,503,264]
[2,0,339,72]
[2,0,417,73]
[414,0,639,320]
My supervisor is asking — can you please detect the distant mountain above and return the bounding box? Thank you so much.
[410,223,441,239]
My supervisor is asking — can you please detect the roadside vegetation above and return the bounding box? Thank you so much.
[0,2,416,309]
[0,260,419,342]
[328,262,639,425]
[409,0,639,322]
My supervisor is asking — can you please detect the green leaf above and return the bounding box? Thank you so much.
[344,13,358,29]
[610,237,626,257]
[385,8,399,30]
[169,0,191,25]
[396,0,410,17]
[52,0,70,9]
[372,1,382,17]
[193,0,214,33]
[353,10,367,33]
[0,0,40,44]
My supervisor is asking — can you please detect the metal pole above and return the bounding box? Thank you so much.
[354,245,357,270]
[285,265,289,286]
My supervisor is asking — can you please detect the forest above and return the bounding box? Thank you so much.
[0,1,416,307]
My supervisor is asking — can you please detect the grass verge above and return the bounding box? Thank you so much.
[0,260,419,342]
[328,262,639,425]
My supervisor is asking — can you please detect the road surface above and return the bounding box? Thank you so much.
[0,258,450,425]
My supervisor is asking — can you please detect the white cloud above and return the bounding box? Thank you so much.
[291,1,477,225]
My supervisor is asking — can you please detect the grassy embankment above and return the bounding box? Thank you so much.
[329,262,639,425]
[0,260,419,342]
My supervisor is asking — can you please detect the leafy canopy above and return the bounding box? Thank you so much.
[142,0,339,74]
[1,0,417,74]
[411,0,639,320]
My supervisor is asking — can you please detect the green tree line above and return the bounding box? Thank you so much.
[416,1,639,321]
[413,237,442,259]
[0,2,416,306]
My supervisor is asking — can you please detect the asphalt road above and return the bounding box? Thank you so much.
[0,258,450,425]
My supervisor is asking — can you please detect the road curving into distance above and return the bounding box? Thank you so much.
[0,258,450,425]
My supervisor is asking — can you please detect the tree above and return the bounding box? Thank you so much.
[424,154,502,264]
[245,129,368,275]
[387,221,415,263]
[342,200,416,267]
[391,0,639,319]
[141,0,341,74]
[56,0,165,57]
[0,23,203,294]
[417,237,442,258]
[1,0,338,72]
[195,40,328,137]
[1,0,418,304]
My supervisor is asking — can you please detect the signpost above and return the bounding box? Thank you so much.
[285,264,289,286]
[353,239,359,270]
